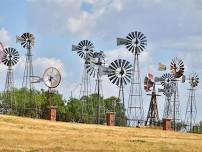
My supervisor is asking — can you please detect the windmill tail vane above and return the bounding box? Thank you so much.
[158,63,166,71]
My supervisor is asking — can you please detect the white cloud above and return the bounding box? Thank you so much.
[0,28,11,46]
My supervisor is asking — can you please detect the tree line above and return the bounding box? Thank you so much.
[0,88,126,126]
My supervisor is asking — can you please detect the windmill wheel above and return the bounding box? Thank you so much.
[161,73,175,88]
[125,31,147,54]
[2,47,20,66]
[43,67,61,88]
[108,59,132,86]
[76,40,94,59]
[16,32,35,49]
[189,73,199,88]
[170,57,184,78]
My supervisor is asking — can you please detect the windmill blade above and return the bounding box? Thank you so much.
[117,38,128,46]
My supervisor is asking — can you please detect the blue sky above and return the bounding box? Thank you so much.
[0,0,202,122]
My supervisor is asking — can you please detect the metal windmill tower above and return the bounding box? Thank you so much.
[144,73,160,126]
[108,59,132,110]
[1,47,20,113]
[170,57,184,130]
[72,40,94,119]
[16,33,37,116]
[184,73,199,132]
[117,31,147,126]
[86,51,107,124]
[160,73,175,119]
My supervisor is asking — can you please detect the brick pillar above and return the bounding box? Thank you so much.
[47,106,57,121]
[163,118,171,130]
[106,112,116,126]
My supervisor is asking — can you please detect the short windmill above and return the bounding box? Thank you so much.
[117,31,147,126]
[144,73,160,126]
[159,73,175,119]
[1,47,20,113]
[184,73,199,132]
[43,67,61,106]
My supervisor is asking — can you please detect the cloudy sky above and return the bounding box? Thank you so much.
[0,0,202,121]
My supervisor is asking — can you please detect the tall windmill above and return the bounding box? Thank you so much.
[184,73,199,132]
[170,57,184,130]
[160,73,175,119]
[72,40,94,119]
[144,73,160,126]
[16,33,37,116]
[117,31,147,126]
[108,59,132,110]
[1,47,19,113]
[86,51,107,124]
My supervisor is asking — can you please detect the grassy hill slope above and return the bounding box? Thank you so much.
[0,115,202,152]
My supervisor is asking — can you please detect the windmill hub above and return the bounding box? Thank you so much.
[132,38,140,47]
[49,76,54,82]
[115,67,126,78]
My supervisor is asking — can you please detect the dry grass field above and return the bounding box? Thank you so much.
[0,115,202,152]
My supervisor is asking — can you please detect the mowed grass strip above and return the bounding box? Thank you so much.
[0,115,202,152]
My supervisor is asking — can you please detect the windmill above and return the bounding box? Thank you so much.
[117,31,147,126]
[108,59,132,110]
[1,47,19,113]
[43,67,61,106]
[170,57,184,130]
[86,51,107,124]
[184,73,199,132]
[72,40,94,119]
[16,33,37,116]
[160,73,175,119]
[108,59,132,125]
[144,73,160,126]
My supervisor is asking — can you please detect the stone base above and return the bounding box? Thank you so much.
[47,106,57,121]
[106,112,116,126]
[163,118,171,130]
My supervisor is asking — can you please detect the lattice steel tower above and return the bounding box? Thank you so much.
[72,40,94,121]
[117,31,147,126]
[2,47,19,113]
[184,73,199,132]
